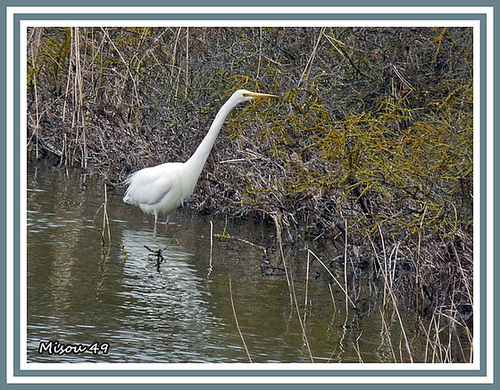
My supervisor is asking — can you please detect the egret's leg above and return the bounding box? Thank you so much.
[165,214,170,228]
[153,211,158,235]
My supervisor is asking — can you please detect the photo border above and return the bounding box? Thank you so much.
[2,2,497,388]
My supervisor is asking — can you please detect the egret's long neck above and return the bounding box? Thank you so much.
[184,96,239,188]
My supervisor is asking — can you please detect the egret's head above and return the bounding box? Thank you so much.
[235,89,278,103]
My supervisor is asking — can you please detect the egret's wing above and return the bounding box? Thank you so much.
[123,164,177,206]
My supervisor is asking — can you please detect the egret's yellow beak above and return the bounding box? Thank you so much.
[246,92,278,99]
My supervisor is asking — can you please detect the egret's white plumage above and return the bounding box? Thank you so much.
[123,89,277,233]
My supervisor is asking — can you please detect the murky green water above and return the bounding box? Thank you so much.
[27,162,430,364]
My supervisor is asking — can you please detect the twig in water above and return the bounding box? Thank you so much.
[305,249,311,310]
[102,184,111,244]
[328,283,337,313]
[144,245,166,272]
[228,275,252,363]
[354,331,364,363]
[94,183,111,247]
[208,221,214,278]
[344,219,349,317]
[307,250,356,308]
[379,307,398,362]
[272,213,314,363]
[144,237,176,272]
[368,227,414,363]
[209,220,214,261]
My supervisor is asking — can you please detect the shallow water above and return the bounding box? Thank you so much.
[26,162,437,364]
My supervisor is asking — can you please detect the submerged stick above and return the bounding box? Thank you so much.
[93,183,111,247]
[228,275,252,363]
[344,219,349,317]
[144,237,177,272]
[207,221,214,278]
[102,183,111,245]
[305,250,311,310]
[272,213,314,363]
[368,227,414,363]
[307,249,356,308]
[209,220,214,264]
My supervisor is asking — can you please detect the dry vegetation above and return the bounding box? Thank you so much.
[27,26,473,362]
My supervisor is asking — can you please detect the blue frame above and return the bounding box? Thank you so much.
[1,1,498,388]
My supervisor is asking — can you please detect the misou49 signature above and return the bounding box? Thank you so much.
[38,340,109,355]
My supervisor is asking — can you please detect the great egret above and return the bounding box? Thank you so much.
[123,89,277,234]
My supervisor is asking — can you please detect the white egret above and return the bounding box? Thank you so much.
[123,89,277,234]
